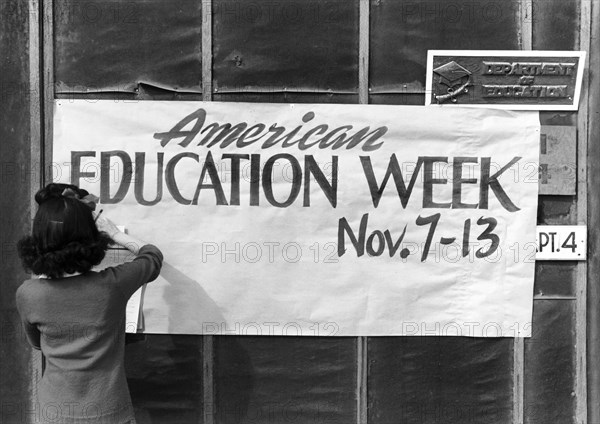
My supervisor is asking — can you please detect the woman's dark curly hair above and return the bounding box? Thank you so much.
[17,183,112,279]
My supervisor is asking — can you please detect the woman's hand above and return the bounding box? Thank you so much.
[94,212,120,238]
[94,212,148,255]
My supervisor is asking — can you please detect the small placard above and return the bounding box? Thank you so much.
[536,225,586,261]
[426,50,585,110]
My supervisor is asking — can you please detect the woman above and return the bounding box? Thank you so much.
[16,183,163,424]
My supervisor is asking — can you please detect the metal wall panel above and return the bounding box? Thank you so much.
[367,4,522,424]
[54,0,202,93]
[214,336,357,424]
[538,195,577,225]
[0,0,35,422]
[524,300,576,424]
[534,263,577,298]
[125,335,204,423]
[368,338,514,424]
[532,0,580,51]
[212,0,359,93]
[369,0,520,94]
[209,92,358,424]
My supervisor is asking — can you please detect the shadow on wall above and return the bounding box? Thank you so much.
[160,262,227,335]
[126,262,254,424]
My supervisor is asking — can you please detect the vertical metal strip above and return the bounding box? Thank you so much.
[202,0,213,102]
[43,0,55,384]
[517,0,533,50]
[358,0,369,104]
[28,0,43,407]
[357,336,368,424]
[357,2,370,421]
[585,0,600,422]
[513,2,532,423]
[42,0,54,184]
[29,1,41,209]
[576,1,592,422]
[512,338,525,424]
[201,2,215,423]
[203,335,215,424]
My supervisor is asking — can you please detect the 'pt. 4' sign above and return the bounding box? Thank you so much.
[536,225,586,261]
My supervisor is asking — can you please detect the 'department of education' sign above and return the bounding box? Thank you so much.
[426,50,585,110]
[53,101,539,337]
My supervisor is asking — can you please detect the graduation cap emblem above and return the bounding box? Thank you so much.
[433,61,472,103]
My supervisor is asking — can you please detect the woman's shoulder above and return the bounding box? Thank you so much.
[15,278,45,309]
[17,273,101,294]
[17,277,43,293]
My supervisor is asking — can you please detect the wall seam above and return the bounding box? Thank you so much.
[42,0,53,185]
[358,0,369,105]
[28,0,42,419]
[585,0,600,422]
[357,1,369,423]
[202,1,215,423]
[577,1,593,423]
[513,2,532,423]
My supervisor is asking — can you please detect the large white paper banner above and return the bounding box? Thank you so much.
[53,100,539,337]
